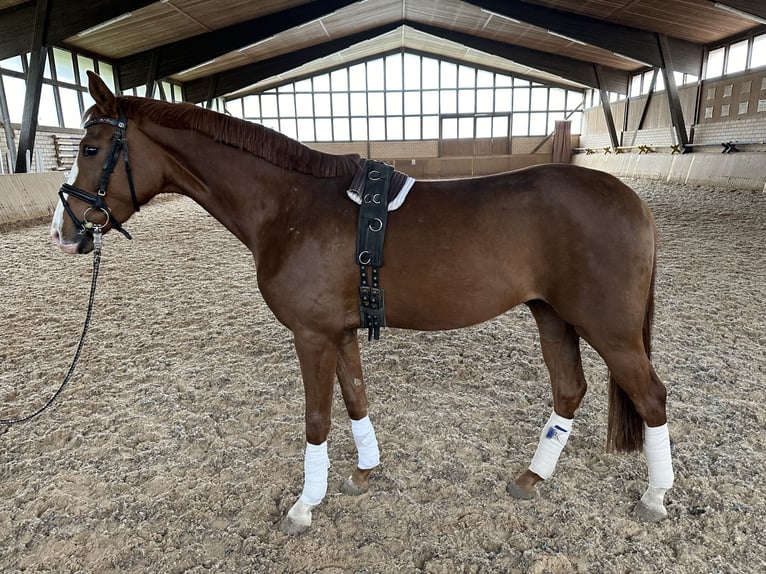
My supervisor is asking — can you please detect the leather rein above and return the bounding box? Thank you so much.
[0,115,137,425]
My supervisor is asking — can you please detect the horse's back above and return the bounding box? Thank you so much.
[383,164,655,330]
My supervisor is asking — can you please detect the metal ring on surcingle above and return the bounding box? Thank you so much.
[368,217,383,232]
[358,250,372,265]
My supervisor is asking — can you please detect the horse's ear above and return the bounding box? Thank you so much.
[87,71,118,115]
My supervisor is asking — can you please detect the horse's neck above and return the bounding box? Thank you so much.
[148,127,287,246]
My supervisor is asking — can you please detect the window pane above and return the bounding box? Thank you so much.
[442,117,457,138]
[366,59,384,90]
[262,118,280,131]
[512,112,528,136]
[350,92,367,115]
[477,69,494,88]
[549,88,566,109]
[82,91,94,113]
[278,93,295,116]
[243,96,260,118]
[752,34,766,69]
[295,78,313,92]
[514,88,531,111]
[440,61,457,88]
[404,91,420,115]
[1,55,24,72]
[386,91,402,115]
[705,46,725,79]
[404,116,420,140]
[333,117,350,141]
[369,117,386,140]
[351,117,368,141]
[403,53,421,89]
[349,63,366,90]
[496,74,512,87]
[458,65,475,88]
[100,63,116,92]
[385,54,402,90]
[547,112,565,134]
[332,93,349,116]
[458,89,475,113]
[53,48,76,83]
[313,73,330,91]
[567,91,583,110]
[315,118,332,140]
[476,116,492,137]
[226,98,243,118]
[529,112,547,135]
[368,92,384,115]
[495,88,512,112]
[313,93,331,116]
[530,87,548,111]
[262,93,278,116]
[296,93,313,115]
[422,58,439,89]
[492,115,508,137]
[43,56,52,79]
[476,89,493,113]
[77,55,95,86]
[387,116,403,140]
[173,85,183,102]
[280,118,297,140]
[630,74,642,97]
[727,40,748,74]
[422,116,439,139]
[297,118,315,141]
[331,69,348,91]
[278,83,293,93]
[60,87,82,128]
[38,84,59,126]
[458,117,473,138]
[422,91,438,112]
[4,76,25,122]
[440,90,456,114]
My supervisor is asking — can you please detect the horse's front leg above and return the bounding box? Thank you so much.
[335,329,380,495]
[281,331,337,535]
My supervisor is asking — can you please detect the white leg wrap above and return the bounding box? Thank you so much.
[351,415,380,470]
[644,423,674,489]
[529,412,573,480]
[299,441,329,506]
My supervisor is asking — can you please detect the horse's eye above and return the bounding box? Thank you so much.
[82,145,99,157]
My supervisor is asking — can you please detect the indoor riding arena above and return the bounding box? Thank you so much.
[2,1,766,573]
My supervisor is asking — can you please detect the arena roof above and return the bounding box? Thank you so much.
[1,0,765,104]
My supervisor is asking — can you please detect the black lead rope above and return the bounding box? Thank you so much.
[0,230,102,425]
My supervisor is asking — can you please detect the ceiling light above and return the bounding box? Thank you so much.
[713,3,766,24]
[547,30,586,45]
[77,13,133,37]
[612,52,651,66]
[480,8,521,24]
[237,37,275,52]
[180,58,217,74]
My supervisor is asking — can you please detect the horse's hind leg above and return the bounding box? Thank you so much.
[508,301,587,499]
[336,329,380,495]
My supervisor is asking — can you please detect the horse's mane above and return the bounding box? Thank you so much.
[93,97,362,178]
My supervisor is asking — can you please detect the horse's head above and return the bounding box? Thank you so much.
[51,72,157,254]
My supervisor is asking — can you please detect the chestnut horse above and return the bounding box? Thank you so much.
[51,73,674,534]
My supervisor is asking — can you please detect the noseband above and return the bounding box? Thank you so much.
[58,114,139,240]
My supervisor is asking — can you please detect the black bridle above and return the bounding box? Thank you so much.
[58,113,139,241]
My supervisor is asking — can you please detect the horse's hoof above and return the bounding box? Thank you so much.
[341,475,369,496]
[280,515,311,535]
[632,500,667,522]
[280,499,314,535]
[507,481,535,500]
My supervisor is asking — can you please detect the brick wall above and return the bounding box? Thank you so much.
[0,123,82,173]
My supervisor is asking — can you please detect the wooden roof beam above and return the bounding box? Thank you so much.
[0,0,156,60]
[183,23,401,103]
[468,0,703,75]
[410,23,629,93]
[117,0,359,90]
